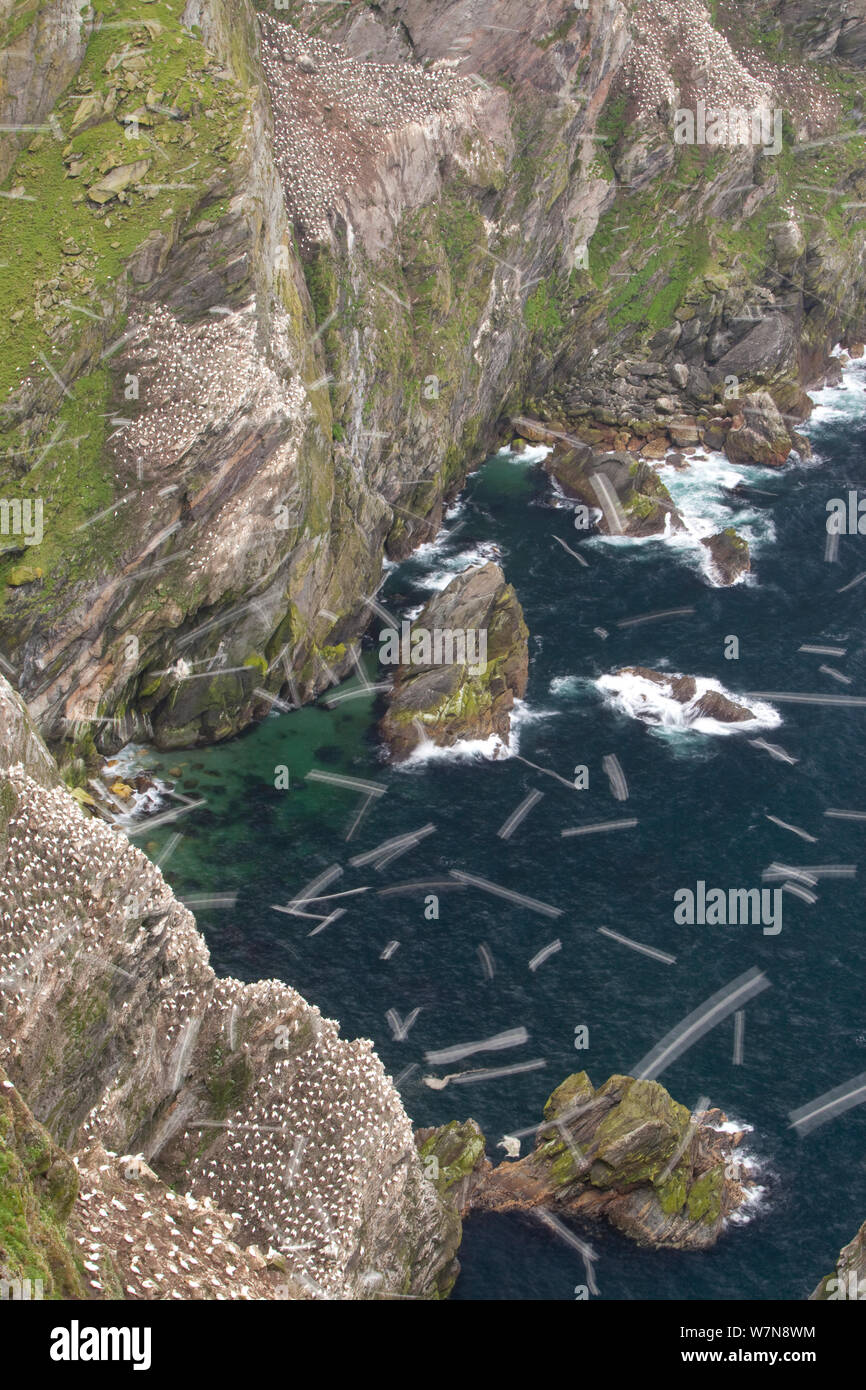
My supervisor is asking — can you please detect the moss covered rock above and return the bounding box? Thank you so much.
[379,562,529,759]
[469,1071,750,1251]
[0,1065,87,1298]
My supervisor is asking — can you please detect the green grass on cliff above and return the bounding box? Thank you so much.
[0,0,250,609]
[0,1072,87,1297]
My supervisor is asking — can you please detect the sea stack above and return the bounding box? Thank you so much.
[379,562,529,760]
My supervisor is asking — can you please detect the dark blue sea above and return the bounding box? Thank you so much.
[131,359,866,1300]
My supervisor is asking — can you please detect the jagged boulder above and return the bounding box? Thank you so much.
[544,446,684,537]
[379,562,529,760]
[701,528,751,585]
[725,392,796,468]
[615,667,757,723]
[467,1072,750,1251]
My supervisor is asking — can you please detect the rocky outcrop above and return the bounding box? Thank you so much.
[778,0,866,66]
[543,0,860,466]
[416,1120,490,1219]
[724,393,800,468]
[0,675,461,1299]
[811,1219,866,1300]
[542,438,684,537]
[468,1071,751,1251]
[616,667,757,723]
[379,562,529,759]
[701,527,751,585]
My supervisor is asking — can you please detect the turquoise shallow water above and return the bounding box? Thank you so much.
[132,364,866,1300]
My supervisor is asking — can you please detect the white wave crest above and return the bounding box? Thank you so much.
[395,698,549,769]
[593,670,781,735]
[501,442,553,464]
[807,347,866,427]
[413,541,504,591]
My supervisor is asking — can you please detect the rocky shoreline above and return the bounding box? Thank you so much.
[0,673,773,1299]
[3,0,866,754]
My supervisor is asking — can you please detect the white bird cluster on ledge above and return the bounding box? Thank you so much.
[0,763,440,1300]
[71,1145,278,1300]
[113,302,308,484]
[187,1022,422,1297]
[625,0,837,132]
[259,13,479,245]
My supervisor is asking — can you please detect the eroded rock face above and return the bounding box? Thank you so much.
[0,675,459,1300]
[379,562,529,759]
[0,0,620,755]
[467,1072,751,1251]
[0,1064,86,1299]
[779,0,866,65]
[1,0,862,760]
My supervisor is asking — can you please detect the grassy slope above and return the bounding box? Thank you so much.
[0,0,248,611]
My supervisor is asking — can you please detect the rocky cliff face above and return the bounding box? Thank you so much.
[0,673,460,1299]
[2,1,865,757]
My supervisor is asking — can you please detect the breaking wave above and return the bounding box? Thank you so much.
[549,670,780,736]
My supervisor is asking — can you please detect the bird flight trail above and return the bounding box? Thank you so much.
[449,869,563,918]
[425,1027,529,1067]
[497,789,544,840]
[630,967,771,1080]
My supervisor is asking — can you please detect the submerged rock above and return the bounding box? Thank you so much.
[466,1072,751,1251]
[701,527,751,585]
[379,562,529,760]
